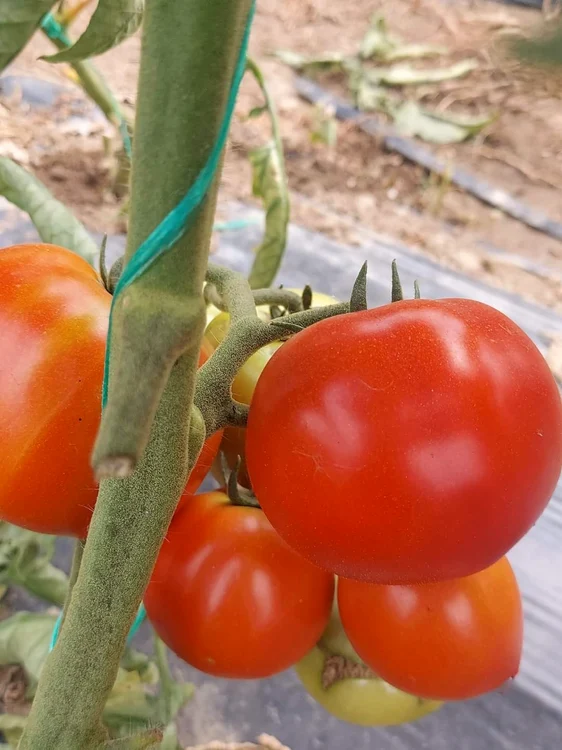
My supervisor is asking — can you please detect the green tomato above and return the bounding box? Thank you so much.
[296,585,442,727]
[295,647,442,727]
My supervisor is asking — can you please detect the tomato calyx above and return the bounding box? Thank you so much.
[321,652,377,689]
[391,259,421,303]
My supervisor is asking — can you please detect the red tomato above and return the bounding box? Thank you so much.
[338,557,523,700]
[0,244,220,537]
[246,299,562,583]
[184,427,223,495]
[144,491,335,678]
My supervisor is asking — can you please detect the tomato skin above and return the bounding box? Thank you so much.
[0,244,220,537]
[0,244,109,537]
[145,491,335,678]
[338,557,523,701]
[183,427,223,495]
[246,298,562,583]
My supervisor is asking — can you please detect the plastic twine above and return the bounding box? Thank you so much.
[49,603,146,653]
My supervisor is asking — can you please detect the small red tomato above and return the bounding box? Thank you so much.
[338,557,523,701]
[246,299,562,583]
[145,491,334,678]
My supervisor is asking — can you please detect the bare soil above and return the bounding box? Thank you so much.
[2,0,562,310]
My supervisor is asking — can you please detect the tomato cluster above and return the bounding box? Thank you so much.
[2,242,561,727]
[0,244,221,538]
[192,288,559,716]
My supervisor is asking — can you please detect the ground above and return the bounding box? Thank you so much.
[1,0,562,315]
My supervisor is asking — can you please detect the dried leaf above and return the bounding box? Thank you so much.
[359,14,397,60]
[0,158,99,267]
[368,59,478,86]
[0,0,54,73]
[0,523,68,607]
[45,0,143,63]
[310,105,337,148]
[360,14,446,61]
[247,142,290,289]
[391,101,492,144]
[274,50,353,74]
[385,43,448,62]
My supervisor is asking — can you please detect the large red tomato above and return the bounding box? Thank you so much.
[0,244,219,537]
[144,490,335,678]
[338,557,523,700]
[246,299,562,583]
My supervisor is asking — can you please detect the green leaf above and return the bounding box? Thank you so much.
[0,523,68,607]
[247,105,268,119]
[0,1,55,73]
[0,158,99,267]
[310,104,338,148]
[360,14,445,62]
[0,713,27,747]
[359,14,397,60]
[368,58,478,86]
[45,0,143,63]
[247,142,290,289]
[390,101,493,145]
[0,612,56,688]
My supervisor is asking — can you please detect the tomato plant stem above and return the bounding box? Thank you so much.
[18,1,253,748]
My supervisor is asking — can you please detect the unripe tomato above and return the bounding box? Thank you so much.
[145,490,335,678]
[246,298,562,583]
[295,591,442,726]
[0,244,220,537]
[296,648,442,727]
[338,557,523,701]
[204,289,338,486]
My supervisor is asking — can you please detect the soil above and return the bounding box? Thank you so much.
[1,0,562,311]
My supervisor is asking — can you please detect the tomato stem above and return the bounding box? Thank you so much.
[18,1,253,747]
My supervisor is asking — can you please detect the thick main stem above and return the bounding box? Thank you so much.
[19,1,252,748]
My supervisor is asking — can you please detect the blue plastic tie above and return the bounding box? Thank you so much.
[102,0,255,407]
[50,603,146,653]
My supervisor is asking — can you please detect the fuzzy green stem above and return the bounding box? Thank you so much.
[204,280,303,314]
[18,2,252,748]
[59,540,84,632]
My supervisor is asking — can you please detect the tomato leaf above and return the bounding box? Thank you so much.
[0,612,56,687]
[0,157,99,267]
[360,14,446,62]
[0,713,28,748]
[391,101,494,144]
[274,49,354,74]
[0,0,55,73]
[0,523,68,607]
[246,142,290,289]
[44,0,143,63]
[367,58,478,86]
